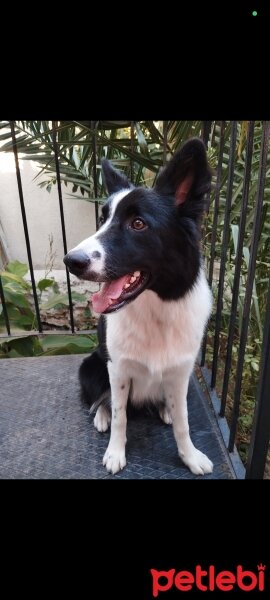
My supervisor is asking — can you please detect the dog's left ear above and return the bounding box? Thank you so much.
[155,138,212,207]
[101,159,131,195]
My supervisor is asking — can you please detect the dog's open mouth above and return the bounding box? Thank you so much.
[92,271,149,314]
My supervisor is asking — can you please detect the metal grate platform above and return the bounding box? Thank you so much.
[0,355,237,479]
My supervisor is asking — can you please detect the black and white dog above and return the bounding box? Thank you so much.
[64,138,213,476]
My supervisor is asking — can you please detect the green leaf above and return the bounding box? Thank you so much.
[40,293,70,309]
[134,122,149,156]
[37,278,55,292]
[0,334,87,357]
[40,291,87,310]
[40,347,72,356]
[231,224,239,254]
[6,259,28,276]
[0,134,29,152]
[3,289,31,309]
[71,292,88,302]
[0,271,30,289]
[242,246,263,338]
[40,334,96,352]
[2,335,36,357]
[1,304,36,330]
[16,315,36,327]
[7,349,24,358]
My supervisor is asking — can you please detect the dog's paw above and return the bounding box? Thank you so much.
[103,446,126,474]
[159,406,172,425]
[94,405,111,433]
[181,449,213,476]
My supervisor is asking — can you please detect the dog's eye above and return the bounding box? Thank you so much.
[131,218,147,231]
[99,215,105,226]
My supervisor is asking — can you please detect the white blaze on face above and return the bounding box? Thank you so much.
[69,189,130,276]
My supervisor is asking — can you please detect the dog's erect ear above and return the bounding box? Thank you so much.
[155,138,212,208]
[101,159,131,195]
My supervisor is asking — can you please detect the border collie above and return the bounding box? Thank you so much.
[64,138,213,476]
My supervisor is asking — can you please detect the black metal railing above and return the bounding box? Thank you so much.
[10,120,43,333]
[0,120,269,479]
[52,120,75,333]
[200,120,270,480]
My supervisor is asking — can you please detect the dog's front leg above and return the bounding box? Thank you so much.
[164,366,213,476]
[103,361,129,474]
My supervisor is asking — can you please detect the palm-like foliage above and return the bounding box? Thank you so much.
[0,120,203,199]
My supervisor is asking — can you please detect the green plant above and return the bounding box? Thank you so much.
[0,260,39,331]
[0,260,97,357]
[0,333,97,358]
[44,233,57,279]
[0,121,203,200]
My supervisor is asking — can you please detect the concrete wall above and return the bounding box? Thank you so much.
[0,154,97,269]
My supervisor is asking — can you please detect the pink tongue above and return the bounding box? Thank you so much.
[92,275,130,313]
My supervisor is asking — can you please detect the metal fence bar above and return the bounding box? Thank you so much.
[130,121,134,184]
[201,121,212,147]
[0,275,10,335]
[220,121,255,416]
[200,121,211,242]
[228,121,270,451]
[163,121,168,165]
[91,120,99,230]
[211,121,238,389]
[52,121,75,333]
[208,121,226,289]
[10,121,43,333]
[245,277,270,478]
[201,121,225,366]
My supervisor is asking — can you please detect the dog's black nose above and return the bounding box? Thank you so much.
[63,250,90,271]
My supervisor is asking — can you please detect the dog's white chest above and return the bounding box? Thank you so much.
[106,271,212,376]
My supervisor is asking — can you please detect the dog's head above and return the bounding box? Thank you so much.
[64,138,212,314]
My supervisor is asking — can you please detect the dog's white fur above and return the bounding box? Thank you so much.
[70,190,130,276]
[97,269,213,475]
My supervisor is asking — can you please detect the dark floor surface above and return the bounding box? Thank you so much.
[0,355,236,479]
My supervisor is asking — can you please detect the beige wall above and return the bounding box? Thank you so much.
[0,155,97,269]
